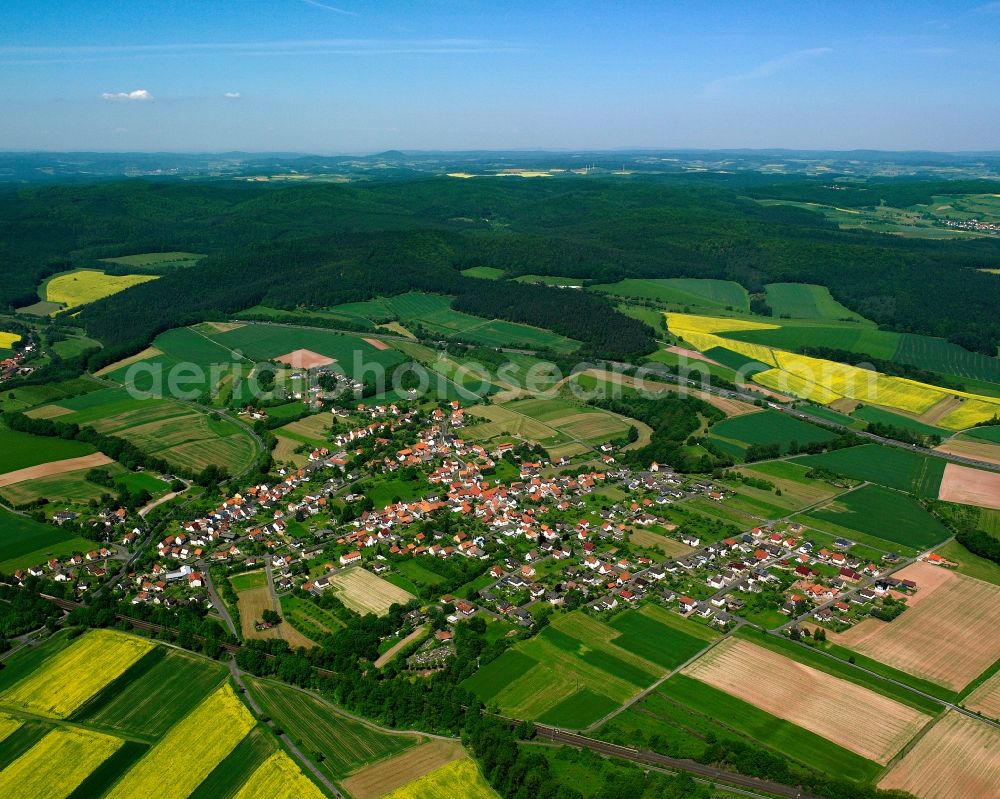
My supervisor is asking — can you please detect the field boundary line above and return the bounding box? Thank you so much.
[582,620,738,733]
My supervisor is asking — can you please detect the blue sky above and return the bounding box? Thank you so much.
[1,0,998,152]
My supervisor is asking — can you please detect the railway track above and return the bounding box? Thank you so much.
[533,725,823,799]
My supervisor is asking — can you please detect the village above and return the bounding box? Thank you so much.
[5,395,938,665]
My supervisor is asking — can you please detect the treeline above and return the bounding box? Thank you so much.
[452,280,656,359]
[865,421,939,447]
[3,175,998,362]
[592,391,730,472]
[3,411,172,475]
[797,347,964,391]
[0,578,63,646]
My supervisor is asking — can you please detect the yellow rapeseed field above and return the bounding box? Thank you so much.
[666,312,780,335]
[752,368,842,404]
[938,398,1000,430]
[666,311,1000,427]
[772,352,946,414]
[233,751,326,799]
[384,758,497,799]
[0,712,22,744]
[0,629,154,718]
[44,269,158,310]
[105,682,256,799]
[0,332,21,349]
[0,727,122,799]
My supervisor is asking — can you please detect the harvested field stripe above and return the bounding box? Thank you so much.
[0,727,123,799]
[833,561,1000,691]
[878,711,1000,799]
[383,757,497,799]
[681,638,930,763]
[340,739,466,799]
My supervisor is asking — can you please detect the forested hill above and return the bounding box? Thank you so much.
[2,175,999,358]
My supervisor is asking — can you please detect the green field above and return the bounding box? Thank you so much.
[230,570,268,591]
[802,484,950,551]
[724,320,902,361]
[607,603,717,668]
[75,648,228,738]
[329,292,579,352]
[656,674,882,782]
[791,443,944,496]
[461,266,505,279]
[394,559,448,587]
[0,378,104,413]
[51,335,101,359]
[0,507,93,573]
[894,332,1000,385]
[35,389,259,476]
[186,726,277,799]
[0,427,97,473]
[851,405,947,438]
[246,676,417,780]
[207,324,405,377]
[966,425,1000,444]
[592,278,749,310]
[763,283,865,321]
[708,409,837,459]
[101,251,205,269]
[462,608,709,728]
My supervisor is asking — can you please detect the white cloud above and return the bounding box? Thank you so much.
[101,89,153,101]
[224,91,241,98]
[705,48,833,95]
[301,0,358,16]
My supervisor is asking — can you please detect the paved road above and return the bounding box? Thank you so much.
[203,566,239,637]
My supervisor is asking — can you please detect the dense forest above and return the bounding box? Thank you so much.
[1,175,999,360]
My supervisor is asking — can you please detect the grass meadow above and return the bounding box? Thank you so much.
[791,444,945,496]
[246,676,417,780]
[801,484,951,551]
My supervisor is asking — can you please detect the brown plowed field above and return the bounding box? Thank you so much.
[878,711,1000,799]
[274,349,336,369]
[934,438,1000,466]
[918,395,964,426]
[964,670,1000,720]
[94,346,162,376]
[362,337,392,351]
[938,463,1000,510]
[340,739,463,799]
[834,562,1000,691]
[0,453,113,488]
[682,638,931,764]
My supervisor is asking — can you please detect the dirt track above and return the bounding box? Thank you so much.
[0,453,114,488]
